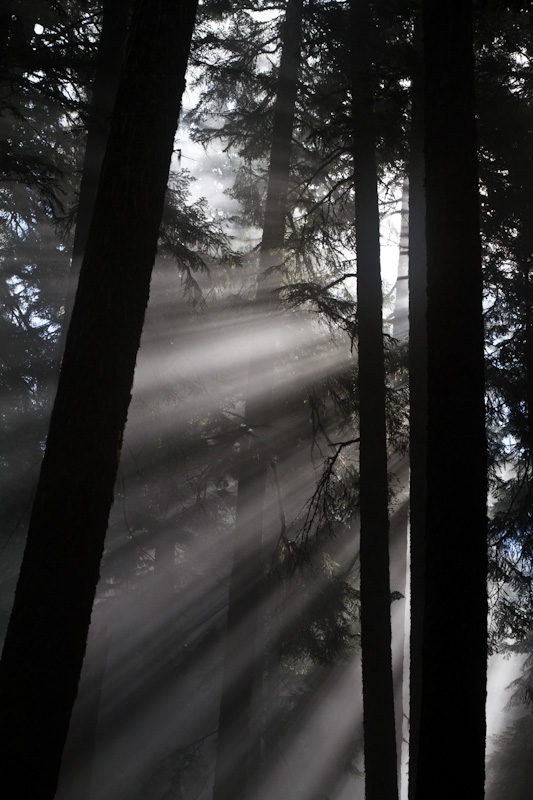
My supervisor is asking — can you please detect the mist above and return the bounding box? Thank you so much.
[1,2,532,800]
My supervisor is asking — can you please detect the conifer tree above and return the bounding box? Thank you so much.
[415,1,487,797]
[213,2,304,798]
[60,0,131,344]
[350,1,398,798]
[405,21,427,799]
[0,1,199,797]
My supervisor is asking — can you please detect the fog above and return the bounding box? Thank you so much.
[1,9,531,796]
[42,225,522,800]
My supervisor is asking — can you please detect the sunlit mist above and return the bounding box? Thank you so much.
[1,4,531,799]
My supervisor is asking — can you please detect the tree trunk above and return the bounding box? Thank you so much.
[405,29,427,800]
[212,2,304,799]
[523,262,533,465]
[60,0,131,349]
[350,1,398,798]
[415,2,487,798]
[0,2,199,797]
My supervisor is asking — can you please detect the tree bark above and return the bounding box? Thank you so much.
[350,1,398,798]
[523,262,533,464]
[60,0,131,349]
[0,2,199,797]
[405,29,427,800]
[415,2,487,798]
[212,2,304,799]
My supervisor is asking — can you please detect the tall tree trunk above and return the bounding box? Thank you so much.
[212,2,304,799]
[350,1,398,798]
[60,0,130,349]
[415,2,487,798]
[405,30,427,800]
[0,2,199,797]
[523,262,533,467]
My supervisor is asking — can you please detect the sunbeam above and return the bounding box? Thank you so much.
[1,2,532,799]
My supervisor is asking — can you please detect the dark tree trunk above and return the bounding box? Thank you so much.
[524,263,533,465]
[415,2,487,798]
[60,0,131,347]
[212,2,304,799]
[350,1,398,798]
[259,0,303,256]
[0,2,199,797]
[405,31,427,800]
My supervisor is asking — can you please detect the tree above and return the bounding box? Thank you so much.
[0,1,199,797]
[213,2,305,798]
[60,0,131,347]
[415,1,487,797]
[404,18,427,799]
[350,1,398,798]
[6,1,533,796]
[0,1,99,632]
[476,4,533,650]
